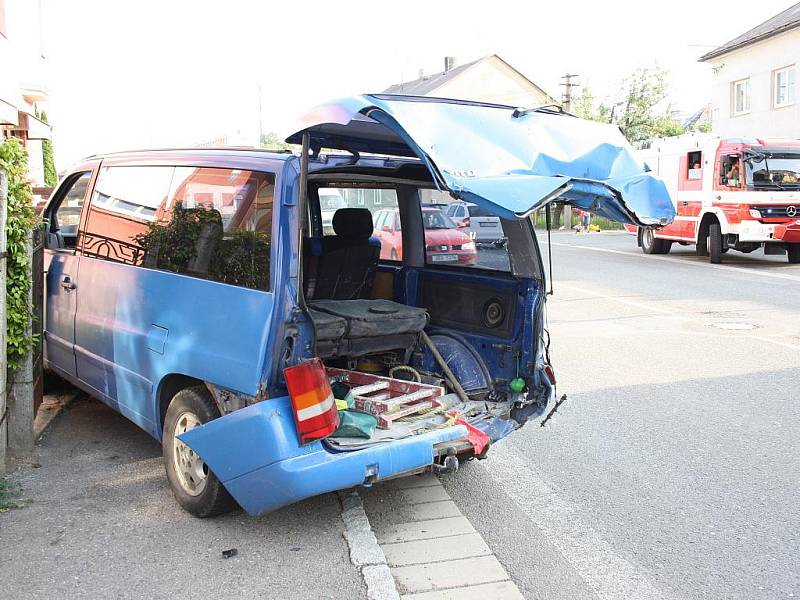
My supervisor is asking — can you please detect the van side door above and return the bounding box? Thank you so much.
[42,164,99,380]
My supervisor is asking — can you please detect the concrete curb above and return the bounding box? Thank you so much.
[339,488,401,600]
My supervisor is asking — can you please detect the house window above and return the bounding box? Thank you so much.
[774,66,796,108]
[732,79,751,115]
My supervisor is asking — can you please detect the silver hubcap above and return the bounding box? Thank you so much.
[172,411,208,496]
[643,228,654,249]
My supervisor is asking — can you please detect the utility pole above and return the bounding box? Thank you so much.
[560,74,579,229]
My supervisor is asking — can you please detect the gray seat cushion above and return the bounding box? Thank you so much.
[309,299,428,339]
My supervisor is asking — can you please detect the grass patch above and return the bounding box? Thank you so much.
[0,477,29,512]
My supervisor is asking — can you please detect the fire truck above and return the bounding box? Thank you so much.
[628,133,800,263]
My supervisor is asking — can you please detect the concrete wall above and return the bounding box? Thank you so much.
[434,56,552,107]
[707,29,800,139]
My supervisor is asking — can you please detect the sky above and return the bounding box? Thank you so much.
[41,0,794,169]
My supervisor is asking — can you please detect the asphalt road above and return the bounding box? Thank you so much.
[0,398,365,600]
[438,231,800,599]
[4,230,799,599]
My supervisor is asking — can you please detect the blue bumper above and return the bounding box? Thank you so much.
[179,397,467,515]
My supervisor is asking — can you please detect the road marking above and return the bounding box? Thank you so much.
[556,282,800,351]
[364,475,525,599]
[549,241,800,283]
[484,444,670,600]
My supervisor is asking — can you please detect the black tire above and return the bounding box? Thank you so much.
[788,244,800,264]
[163,386,236,518]
[709,223,723,264]
[696,228,709,257]
[641,228,671,255]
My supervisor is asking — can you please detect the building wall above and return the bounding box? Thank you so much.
[708,28,800,139]
[433,56,552,107]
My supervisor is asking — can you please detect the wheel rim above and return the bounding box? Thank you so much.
[172,411,208,496]
[643,228,654,249]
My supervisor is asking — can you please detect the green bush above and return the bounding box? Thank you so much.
[1,138,37,370]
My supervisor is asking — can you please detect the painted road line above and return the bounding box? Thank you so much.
[365,475,525,599]
[484,443,670,600]
[549,241,800,283]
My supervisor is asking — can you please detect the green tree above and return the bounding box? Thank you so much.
[576,67,686,145]
[39,110,58,187]
[260,131,292,151]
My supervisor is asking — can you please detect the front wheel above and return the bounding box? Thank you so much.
[640,228,672,254]
[788,244,800,264]
[709,223,723,264]
[163,386,236,518]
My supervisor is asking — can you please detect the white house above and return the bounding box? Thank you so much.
[0,0,51,185]
[384,55,556,108]
[700,3,800,139]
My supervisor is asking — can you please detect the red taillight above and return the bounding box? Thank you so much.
[544,365,557,385]
[284,358,339,444]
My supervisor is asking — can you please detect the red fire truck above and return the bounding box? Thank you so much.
[627,133,800,263]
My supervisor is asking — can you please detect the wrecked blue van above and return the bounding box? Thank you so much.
[42,95,673,517]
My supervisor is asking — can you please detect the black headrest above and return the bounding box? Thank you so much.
[332,208,374,238]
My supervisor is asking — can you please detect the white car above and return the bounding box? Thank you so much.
[445,201,506,245]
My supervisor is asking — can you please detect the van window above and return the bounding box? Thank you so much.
[318,186,401,261]
[81,165,274,291]
[424,192,511,271]
[49,171,92,248]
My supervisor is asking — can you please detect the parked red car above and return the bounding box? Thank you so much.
[373,207,477,265]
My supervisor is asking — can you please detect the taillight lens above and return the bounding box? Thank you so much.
[544,365,557,385]
[284,358,339,444]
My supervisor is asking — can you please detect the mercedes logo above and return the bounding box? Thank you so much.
[788,206,797,217]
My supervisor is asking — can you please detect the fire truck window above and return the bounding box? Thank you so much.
[687,151,702,180]
[721,156,741,187]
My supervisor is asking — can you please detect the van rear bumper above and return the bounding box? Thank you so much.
[179,397,468,515]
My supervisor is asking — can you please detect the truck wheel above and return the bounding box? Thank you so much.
[696,228,708,256]
[641,228,671,254]
[788,244,800,264]
[163,386,236,518]
[709,223,723,264]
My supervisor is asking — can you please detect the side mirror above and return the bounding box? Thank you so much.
[457,219,468,228]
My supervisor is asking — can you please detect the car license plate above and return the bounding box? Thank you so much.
[431,254,458,262]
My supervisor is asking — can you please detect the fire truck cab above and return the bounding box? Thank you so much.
[631,133,800,263]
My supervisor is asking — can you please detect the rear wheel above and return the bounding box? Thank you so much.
[641,228,672,254]
[788,244,800,264]
[709,223,723,264]
[163,386,236,518]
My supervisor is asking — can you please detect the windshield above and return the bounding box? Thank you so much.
[422,209,457,229]
[746,151,800,188]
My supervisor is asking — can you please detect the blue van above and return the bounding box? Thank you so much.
[42,95,673,517]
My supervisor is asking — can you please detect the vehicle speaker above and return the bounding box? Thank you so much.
[482,298,506,328]
[419,278,515,338]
